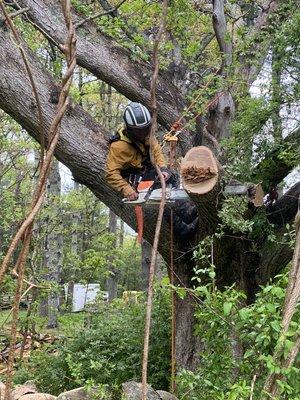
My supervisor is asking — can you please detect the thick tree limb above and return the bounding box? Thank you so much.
[181,145,222,226]
[210,1,235,140]
[15,0,187,138]
[212,0,232,72]
[0,22,175,257]
[238,0,279,85]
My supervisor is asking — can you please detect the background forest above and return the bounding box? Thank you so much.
[0,0,300,399]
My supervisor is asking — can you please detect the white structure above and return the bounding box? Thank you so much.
[72,283,108,312]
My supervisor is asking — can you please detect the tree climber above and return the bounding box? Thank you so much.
[105,102,176,201]
[105,102,198,241]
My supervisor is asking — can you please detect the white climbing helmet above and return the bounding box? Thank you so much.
[123,102,152,129]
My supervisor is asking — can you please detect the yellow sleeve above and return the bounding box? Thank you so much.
[152,138,166,168]
[105,142,136,197]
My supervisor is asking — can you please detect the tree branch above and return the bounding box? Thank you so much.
[238,0,279,85]
[16,0,187,141]
[75,0,127,28]
[253,126,300,190]
[212,0,232,73]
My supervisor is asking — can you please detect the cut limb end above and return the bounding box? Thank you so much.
[181,145,220,195]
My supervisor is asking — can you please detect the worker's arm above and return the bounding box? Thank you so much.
[151,138,166,168]
[105,142,137,197]
[151,138,173,181]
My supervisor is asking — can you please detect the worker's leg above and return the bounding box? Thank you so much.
[164,200,199,240]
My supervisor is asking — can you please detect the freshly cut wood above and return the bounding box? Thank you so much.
[181,165,216,184]
[181,146,219,195]
[180,146,221,227]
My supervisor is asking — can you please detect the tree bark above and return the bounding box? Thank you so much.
[141,239,151,292]
[210,0,235,140]
[45,159,63,328]
[16,0,187,135]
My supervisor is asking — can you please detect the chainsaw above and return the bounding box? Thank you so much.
[122,185,189,205]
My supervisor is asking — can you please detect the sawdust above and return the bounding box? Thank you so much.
[182,166,217,183]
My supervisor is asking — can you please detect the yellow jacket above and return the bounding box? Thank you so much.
[105,128,166,197]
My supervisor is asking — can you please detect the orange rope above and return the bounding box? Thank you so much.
[134,205,144,244]
[170,209,176,393]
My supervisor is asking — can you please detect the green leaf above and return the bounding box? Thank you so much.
[238,308,250,321]
[176,287,187,299]
[271,320,281,333]
[223,302,233,316]
[209,270,216,279]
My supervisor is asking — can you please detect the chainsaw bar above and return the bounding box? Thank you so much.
[122,188,189,205]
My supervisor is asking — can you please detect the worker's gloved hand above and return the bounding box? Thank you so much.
[162,171,170,180]
[160,167,171,181]
[126,191,139,201]
[160,168,180,188]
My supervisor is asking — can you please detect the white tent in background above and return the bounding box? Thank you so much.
[71,283,108,312]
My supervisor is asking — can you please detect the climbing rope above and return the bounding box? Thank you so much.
[141,48,226,398]
[141,1,168,399]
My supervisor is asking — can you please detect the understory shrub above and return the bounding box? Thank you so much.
[176,273,300,400]
[13,286,171,396]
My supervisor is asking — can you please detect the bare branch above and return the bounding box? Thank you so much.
[7,6,29,18]
[212,0,232,73]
